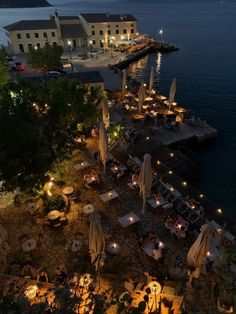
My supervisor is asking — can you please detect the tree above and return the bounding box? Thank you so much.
[27,43,63,72]
[0,48,10,88]
[0,77,101,191]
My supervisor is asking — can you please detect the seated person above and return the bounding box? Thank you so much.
[37,269,49,283]
[54,267,67,285]
[165,216,176,227]
[177,226,186,238]
[147,231,156,242]
[124,277,135,293]
[117,167,126,179]
[131,174,139,185]
[22,264,36,279]
[152,248,161,260]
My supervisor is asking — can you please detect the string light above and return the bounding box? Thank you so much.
[183,181,187,186]
[168,170,172,175]
[170,153,174,157]
[200,194,204,198]
[217,208,222,214]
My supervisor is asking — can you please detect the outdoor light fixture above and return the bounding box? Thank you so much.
[200,194,204,198]
[128,217,133,222]
[183,181,187,186]
[170,153,174,157]
[217,208,222,214]
[168,170,172,175]
[157,160,161,165]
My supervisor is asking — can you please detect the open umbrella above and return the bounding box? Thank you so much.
[89,211,106,271]
[138,153,153,214]
[102,101,110,129]
[149,66,155,92]
[98,122,108,172]
[122,69,127,96]
[187,222,217,278]
[168,78,176,110]
[138,80,145,114]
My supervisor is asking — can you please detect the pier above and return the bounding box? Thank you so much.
[113,42,179,70]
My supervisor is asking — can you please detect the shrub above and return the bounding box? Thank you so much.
[45,194,65,213]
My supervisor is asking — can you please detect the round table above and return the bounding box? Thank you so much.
[47,210,60,220]
[70,239,82,253]
[62,186,74,195]
[83,204,94,214]
[107,242,120,255]
[22,239,36,252]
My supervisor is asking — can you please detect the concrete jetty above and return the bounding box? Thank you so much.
[151,121,218,146]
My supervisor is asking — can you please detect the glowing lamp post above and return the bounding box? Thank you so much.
[159,29,163,43]
[67,40,72,59]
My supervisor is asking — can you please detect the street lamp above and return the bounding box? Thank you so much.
[110,40,113,57]
[159,29,164,43]
[67,40,72,59]
[89,39,93,57]
[101,39,104,53]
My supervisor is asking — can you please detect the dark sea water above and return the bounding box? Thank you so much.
[0,0,236,215]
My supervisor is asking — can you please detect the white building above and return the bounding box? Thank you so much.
[79,13,138,49]
[3,12,138,54]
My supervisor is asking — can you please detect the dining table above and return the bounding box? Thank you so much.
[118,211,140,228]
[62,186,74,195]
[99,190,119,203]
[83,204,94,214]
[22,239,36,253]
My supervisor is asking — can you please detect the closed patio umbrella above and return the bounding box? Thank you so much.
[102,101,110,129]
[0,224,7,246]
[138,80,145,114]
[98,122,108,172]
[89,211,106,271]
[122,69,127,96]
[138,153,153,214]
[187,222,217,278]
[168,78,176,110]
[149,66,155,92]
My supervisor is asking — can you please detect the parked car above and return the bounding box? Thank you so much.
[11,62,25,72]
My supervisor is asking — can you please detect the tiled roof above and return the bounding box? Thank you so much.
[4,19,57,31]
[58,16,79,20]
[80,13,137,23]
[60,24,87,39]
[68,71,104,83]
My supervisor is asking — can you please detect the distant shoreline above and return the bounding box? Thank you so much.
[0,0,52,8]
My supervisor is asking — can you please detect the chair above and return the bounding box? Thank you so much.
[176,202,188,214]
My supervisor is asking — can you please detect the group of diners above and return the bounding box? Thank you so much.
[83,168,101,188]
[139,231,166,261]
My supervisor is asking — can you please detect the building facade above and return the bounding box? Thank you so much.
[79,13,138,49]
[4,12,138,54]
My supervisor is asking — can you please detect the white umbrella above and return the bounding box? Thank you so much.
[149,66,155,92]
[89,211,106,271]
[168,78,176,110]
[98,122,108,172]
[122,69,127,96]
[102,101,110,129]
[138,153,153,214]
[138,80,145,114]
[187,222,217,278]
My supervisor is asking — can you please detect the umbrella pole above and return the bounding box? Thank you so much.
[142,197,146,215]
